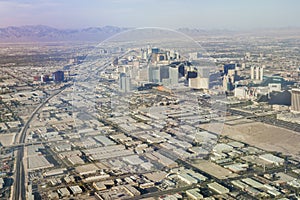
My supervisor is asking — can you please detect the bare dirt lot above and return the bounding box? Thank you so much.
[200,120,300,160]
[0,133,16,146]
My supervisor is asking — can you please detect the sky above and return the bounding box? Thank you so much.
[0,0,300,30]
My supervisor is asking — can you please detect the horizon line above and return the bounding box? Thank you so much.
[1,24,300,32]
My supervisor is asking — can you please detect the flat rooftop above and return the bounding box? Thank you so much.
[191,159,239,180]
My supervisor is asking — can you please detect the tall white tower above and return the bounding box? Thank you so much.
[260,66,264,81]
[250,66,255,80]
[255,67,260,80]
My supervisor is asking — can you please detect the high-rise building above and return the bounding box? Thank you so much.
[160,65,169,81]
[241,63,246,70]
[41,75,50,83]
[169,67,178,85]
[250,66,255,80]
[255,67,260,80]
[245,52,251,59]
[138,68,148,81]
[148,66,160,83]
[227,69,237,83]
[52,71,64,82]
[223,74,234,91]
[189,77,209,89]
[260,66,264,81]
[200,78,209,89]
[251,66,264,81]
[189,77,200,89]
[223,64,236,75]
[178,64,185,77]
[198,67,210,78]
[151,47,159,54]
[291,88,300,112]
[187,71,197,79]
[119,73,131,93]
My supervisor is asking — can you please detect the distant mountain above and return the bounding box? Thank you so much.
[0,25,238,43]
[0,25,300,43]
[0,25,129,42]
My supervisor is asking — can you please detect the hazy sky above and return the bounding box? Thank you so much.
[0,0,299,29]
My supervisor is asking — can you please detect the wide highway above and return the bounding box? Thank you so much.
[13,84,71,200]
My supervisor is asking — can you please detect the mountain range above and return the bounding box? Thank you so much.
[0,25,300,43]
[0,25,129,42]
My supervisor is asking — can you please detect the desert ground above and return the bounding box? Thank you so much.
[200,120,300,160]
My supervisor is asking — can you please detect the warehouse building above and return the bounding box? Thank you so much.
[207,182,229,194]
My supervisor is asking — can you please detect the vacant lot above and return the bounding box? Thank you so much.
[200,121,300,160]
[0,133,16,146]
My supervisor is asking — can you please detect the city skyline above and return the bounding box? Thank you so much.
[1,1,300,199]
[0,0,300,30]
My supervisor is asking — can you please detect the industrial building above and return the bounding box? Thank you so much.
[258,154,285,165]
[186,188,203,200]
[69,185,82,195]
[27,155,54,171]
[75,163,99,175]
[93,182,107,191]
[43,168,67,177]
[207,182,230,194]
[57,187,70,197]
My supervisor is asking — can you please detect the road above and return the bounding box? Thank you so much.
[12,55,128,199]
[13,84,71,200]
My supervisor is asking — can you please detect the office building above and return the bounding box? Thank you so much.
[119,73,131,93]
[255,67,260,80]
[223,64,236,75]
[137,67,148,81]
[250,66,264,81]
[151,47,159,54]
[52,71,64,82]
[241,63,246,70]
[198,67,210,78]
[160,65,169,81]
[199,78,209,89]
[169,66,178,85]
[189,77,209,89]
[148,65,160,83]
[260,66,264,81]
[187,71,197,79]
[251,66,255,80]
[223,74,234,91]
[178,64,185,77]
[41,75,50,83]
